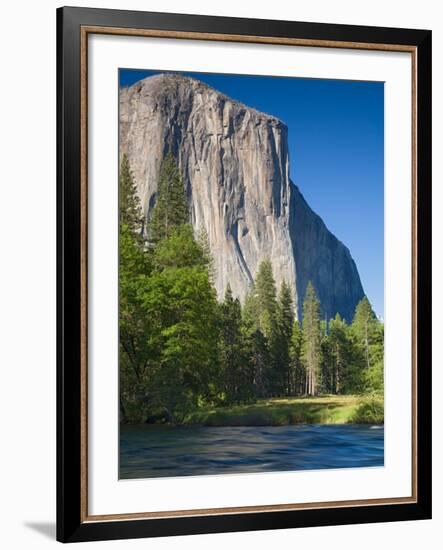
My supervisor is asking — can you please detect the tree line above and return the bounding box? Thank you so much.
[119,153,384,424]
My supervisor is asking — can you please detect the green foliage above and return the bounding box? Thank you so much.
[119,155,152,423]
[241,291,269,399]
[351,396,384,424]
[352,296,376,369]
[119,154,144,237]
[242,288,260,331]
[325,314,351,394]
[253,259,278,338]
[351,297,384,393]
[141,223,219,422]
[119,225,153,423]
[153,224,207,270]
[197,226,216,283]
[273,281,295,396]
[149,153,189,243]
[289,320,304,395]
[185,395,383,427]
[301,282,322,395]
[119,154,218,423]
[140,261,219,422]
[219,285,254,404]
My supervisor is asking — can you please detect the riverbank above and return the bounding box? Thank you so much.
[182,395,383,427]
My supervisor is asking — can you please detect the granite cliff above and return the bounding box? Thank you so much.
[119,73,364,321]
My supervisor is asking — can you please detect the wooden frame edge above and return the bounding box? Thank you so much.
[80,24,89,524]
[81,24,417,52]
[84,496,417,523]
[411,48,418,503]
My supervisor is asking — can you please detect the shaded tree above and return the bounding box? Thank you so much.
[327,314,351,394]
[289,319,304,395]
[219,285,253,403]
[149,153,189,243]
[197,226,216,283]
[242,289,268,398]
[119,156,153,422]
[301,282,322,396]
[352,296,375,369]
[274,280,295,395]
[351,297,384,393]
[119,153,144,237]
[141,225,219,422]
[254,259,278,339]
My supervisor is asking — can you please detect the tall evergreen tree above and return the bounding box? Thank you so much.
[242,289,268,398]
[351,297,384,393]
[197,226,215,283]
[119,153,144,237]
[362,320,384,393]
[242,287,260,331]
[246,328,269,399]
[352,296,376,370]
[320,331,332,395]
[149,153,189,243]
[254,259,278,339]
[327,314,351,394]
[274,280,295,395]
[254,260,280,395]
[277,281,294,338]
[119,155,153,422]
[289,319,304,395]
[219,285,252,403]
[142,225,219,422]
[301,282,322,396]
[119,224,153,422]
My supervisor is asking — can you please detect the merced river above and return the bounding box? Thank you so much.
[120,424,384,479]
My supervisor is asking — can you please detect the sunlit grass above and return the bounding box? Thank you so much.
[184,395,383,426]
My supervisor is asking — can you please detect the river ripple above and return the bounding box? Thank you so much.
[120,424,384,479]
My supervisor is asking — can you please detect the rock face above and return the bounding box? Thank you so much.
[119,73,364,321]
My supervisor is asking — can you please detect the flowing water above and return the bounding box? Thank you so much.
[120,424,384,479]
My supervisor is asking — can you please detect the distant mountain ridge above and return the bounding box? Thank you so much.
[119,73,364,321]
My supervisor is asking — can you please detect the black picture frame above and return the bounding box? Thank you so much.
[57,6,432,543]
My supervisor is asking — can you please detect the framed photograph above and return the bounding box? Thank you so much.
[57,6,432,543]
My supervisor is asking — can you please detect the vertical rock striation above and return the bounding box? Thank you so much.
[119,73,364,321]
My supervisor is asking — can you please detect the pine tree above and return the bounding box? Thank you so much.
[149,153,189,243]
[363,320,384,393]
[327,314,350,394]
[143,225,219,421]
[242,288,268,398]
[119,154,143,238]
[351,297,384,393]
[242,288,260,332]
[275,280,295,395]
[289,319,304,395]
[320,325,333,394]
[352,296,376,370]
[197,226,215,282]
[119,224,153,422]
[246,328,269,399]
[253,260,280,395]
[301,281,322,396]
[254,259,278,339]
[119,155,152,422]
[219,285,251,403]
[278,281,294,338]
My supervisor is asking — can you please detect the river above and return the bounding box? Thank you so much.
[120,424,384,479]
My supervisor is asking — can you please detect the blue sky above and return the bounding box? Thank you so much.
[120,69,384,317]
